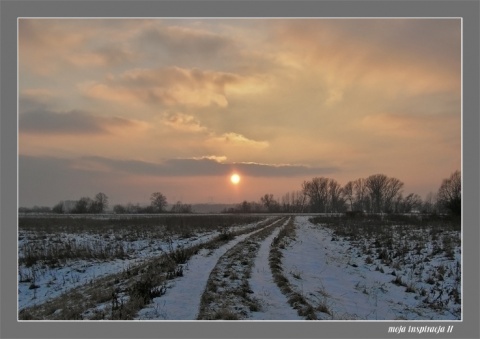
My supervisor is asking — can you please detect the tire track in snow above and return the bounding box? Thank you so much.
[135,218,282,320]
[196,218,286,320]
[249,222,303,320]
[269,217,318,319]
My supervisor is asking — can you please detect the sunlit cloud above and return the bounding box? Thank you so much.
[162,112,207,133]
[206,132,270,149]
[191,155,228,163]
[80,67,267,108]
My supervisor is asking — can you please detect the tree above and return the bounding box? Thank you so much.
[52,201,65,214]
[342,181,355,211]
[73,197,93,214]
[301,177,344,213]
[328,179,345,212]
[365,174,404,213]
[260,194,279,212]
[150,192,168,213]
[401,193,423,213]
[302,177,329,212]
[170,201,192,213]
[437,170,461,216]
[113,204,127,214]
[353,178,369,212]
[422,192,437,214]
[240,201,251,213]
[91,192,109,213]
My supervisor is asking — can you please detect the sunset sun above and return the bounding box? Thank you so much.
[230,174,241,185]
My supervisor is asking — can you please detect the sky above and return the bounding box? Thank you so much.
[18,18,461,207]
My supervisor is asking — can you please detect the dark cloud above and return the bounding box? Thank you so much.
[19,154,339,206]
[67,155,339,178]
[21,154,337,180]
[19,155,110,207]
[19,109,138,135]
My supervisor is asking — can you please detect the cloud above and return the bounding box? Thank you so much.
[80,66,265,108]
[206,132,270,149]
[19,89,58,113]
[360,112,460,141]
[19,109,146,135]
[139,22,233,58]
[162,112,207,133]
[191,155,228,163]
[272,19,461,96]
[19,19,137,75]
[231,161,338,177]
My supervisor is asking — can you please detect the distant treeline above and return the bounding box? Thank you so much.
[225,171,461,216]
[19,171,461,217]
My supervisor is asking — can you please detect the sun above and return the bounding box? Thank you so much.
[230,173,241,185]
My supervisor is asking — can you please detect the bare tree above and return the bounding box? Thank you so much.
[52,201,65,214]
[422,192,437,214]
[353,178,369,212]
[437,170,461,216]
[401,193,423,213]
[150,192,168,213]
[73,197,93,214]
[384,177,404,213]
[170,201,192,213]
[328,179,344,212]
[302,177,329,212]
[302,177,344,213]
[365,174,404,213]
[92,192,109,213]
[342,181,355,211]
[260,194,279,212]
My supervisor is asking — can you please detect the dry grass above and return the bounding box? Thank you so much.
[19,215,264,268]
[310,214,461,317]
[19,216,275,320]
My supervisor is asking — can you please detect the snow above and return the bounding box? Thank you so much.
[248,224,303,320]
[18,215,461,321]
[135,226,267,320]
[281,217,460,320]
[18,230,220,310]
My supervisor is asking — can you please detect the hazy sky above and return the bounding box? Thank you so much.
[18,18,461,207]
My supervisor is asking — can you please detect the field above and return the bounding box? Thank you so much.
[18,214,461,320]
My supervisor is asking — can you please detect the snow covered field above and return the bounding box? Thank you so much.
[18,214,461,321]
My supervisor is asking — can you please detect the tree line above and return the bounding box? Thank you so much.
[19,192,191,215]
[19,170,460,217]
[226,170,461,216]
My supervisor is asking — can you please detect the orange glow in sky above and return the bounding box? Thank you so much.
[18,18,461,207]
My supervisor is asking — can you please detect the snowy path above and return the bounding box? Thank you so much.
[196,218,287,320]
[283,216,406,319]
[135,220,279,320]
[249,225,302,320]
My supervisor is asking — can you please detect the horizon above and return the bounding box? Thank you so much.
[18,18,461,208]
